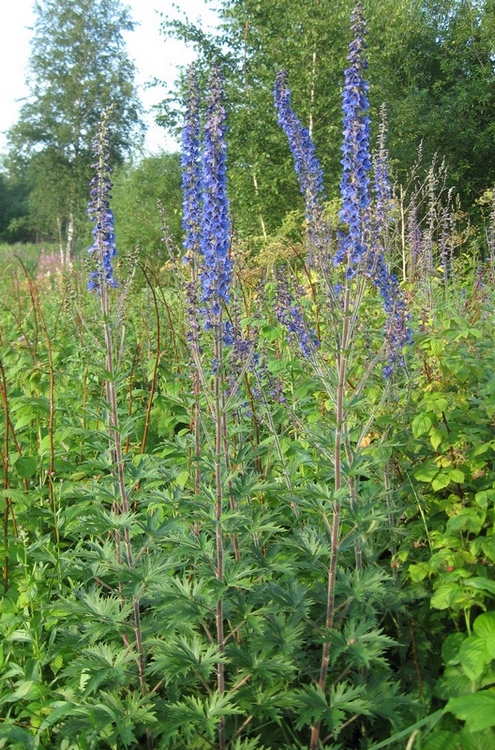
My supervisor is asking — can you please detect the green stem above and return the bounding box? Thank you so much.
[214,314,226,750]
[310,284,351,750]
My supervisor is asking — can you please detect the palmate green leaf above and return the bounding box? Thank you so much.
[148,635,220,686]
[62,642,135,696]
[63,587,133,626]
[328,618,396,671]
[292,684,334,732]
[292,682,368,733]
[229,736,268,750]
[261,612,307,657]
[263,579,313,619]
[227,640,298,687]
[342,567,397,612]
[163,692,242,740]
[148,575,216,629]
[58,690,157,747]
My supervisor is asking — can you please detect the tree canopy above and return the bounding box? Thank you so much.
[7,0,142,258]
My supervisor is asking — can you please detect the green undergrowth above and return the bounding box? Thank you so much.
[0,249,494,749]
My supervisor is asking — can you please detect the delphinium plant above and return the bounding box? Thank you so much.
[159,5,415,749]
[37,110,160,749]
[187,66,233,749]
[145,65,296,750]
[273,3,412,747]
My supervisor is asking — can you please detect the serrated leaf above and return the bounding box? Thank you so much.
[448,468,465,483]
[14,412,36,430]
[431,583,460,610]
[474,612,495,660]
[430,428,443,450]
[175,470,189,489]
[50,653,63,674]
[14,456,38,478]
[0,680,34,704]
[432,472,451,492]
[441,632,464,664]
[261,324,284,341]
[446,691,495,732]
[408,562,429,582]
[430,339,445,356]
[465,577,495,596]
[39,701,76,731]
[414,465,438,483]
[0,724,36,748]
[422,730,464,750]
[459,636,488,681]
[412,414,432,438]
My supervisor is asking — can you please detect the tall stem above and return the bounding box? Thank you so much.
[214,314,226,750]
[310,284,351,750]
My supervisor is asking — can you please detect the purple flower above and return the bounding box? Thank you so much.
[274,268,320,358]
[181,66,202,260]
[334,2,372,269]
[87,114,118,292]
[488,192,495,264]
[274,70,326,261]
[373,105,392,233]
[368,256,411,375]
[200,68,232,320]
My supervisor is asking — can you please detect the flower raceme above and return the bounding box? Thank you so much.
[274,69,326,261]
[200,68,232,320]
[273,2,410,374]
[181,66,201,260]
[274,270,320,358]
[87,112,118,293]
[334,1,372,271]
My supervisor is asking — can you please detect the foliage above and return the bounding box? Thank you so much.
[112,153,183,260]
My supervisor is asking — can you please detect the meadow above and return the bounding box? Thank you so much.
[1,5,495,750]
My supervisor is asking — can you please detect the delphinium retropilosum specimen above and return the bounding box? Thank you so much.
[87,110,150,727]
[181,66,234,750]
[275,3,411,748]
[88,112,118,295]
[274,69,327,265]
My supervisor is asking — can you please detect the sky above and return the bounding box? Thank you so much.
[0,0,219,156]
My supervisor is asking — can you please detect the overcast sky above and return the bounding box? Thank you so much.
[0,0,218,156]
